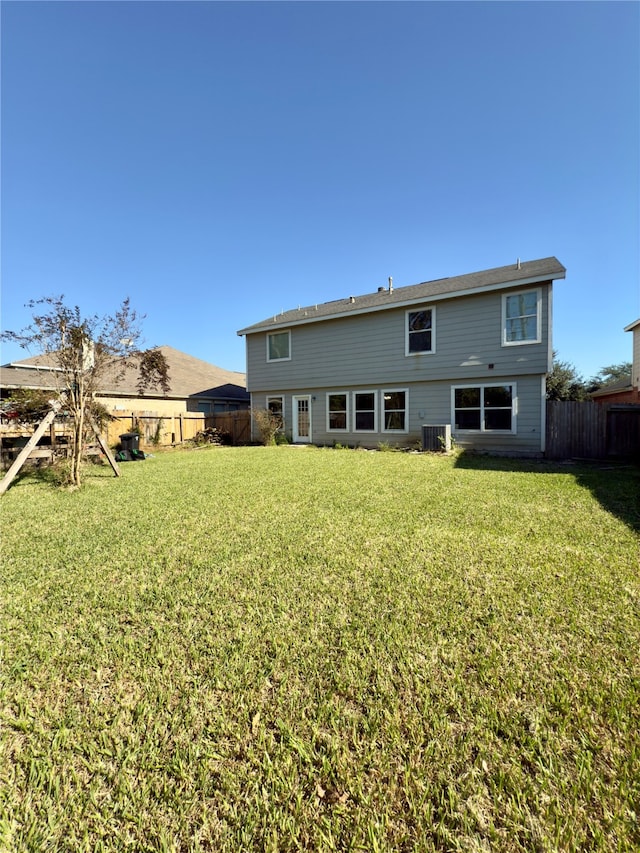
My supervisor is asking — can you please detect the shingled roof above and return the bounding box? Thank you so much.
[237,256,566,335]
[1,345,248,402]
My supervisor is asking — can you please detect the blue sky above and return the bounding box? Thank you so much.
[2,1,638,380]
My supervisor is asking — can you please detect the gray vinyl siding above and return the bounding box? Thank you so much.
[251,374,545,455]
[246,285,551,393]
[245,285,551,455]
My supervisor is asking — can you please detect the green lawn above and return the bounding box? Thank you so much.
[1,447,639,852]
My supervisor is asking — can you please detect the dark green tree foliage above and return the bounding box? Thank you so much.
[2,295,170,487]
[546,351,588,401]
[2,389,54,424]
[588,362,632,392]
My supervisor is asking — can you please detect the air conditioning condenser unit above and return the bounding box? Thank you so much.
[421,424,451,452]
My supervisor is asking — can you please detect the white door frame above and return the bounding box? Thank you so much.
[292,395,312,443]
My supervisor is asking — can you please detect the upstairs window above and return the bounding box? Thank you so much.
[502,290,541,345]
[406,307,435,355]
[267,330,291,361]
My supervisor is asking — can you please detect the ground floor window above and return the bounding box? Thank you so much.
[453,384,515,432]
[324,389,406,434]
[267,396,284,430]
[354,391,377,431]
[327,393,348,431]
[211,402,246,413]
[382,389,408,432]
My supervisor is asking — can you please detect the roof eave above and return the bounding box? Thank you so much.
[237,270,565,336]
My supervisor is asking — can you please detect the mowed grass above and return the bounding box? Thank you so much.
[1,447,639,853]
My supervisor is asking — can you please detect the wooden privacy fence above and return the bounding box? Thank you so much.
[546,402,640,460]
[209,410,252,445]
[105,410,251,448]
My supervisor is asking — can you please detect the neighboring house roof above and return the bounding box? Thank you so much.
[0,345,248,402]
[590,378,634,398]
[237,256,567,335]
[591,318,640,400]
[0,362,59,391]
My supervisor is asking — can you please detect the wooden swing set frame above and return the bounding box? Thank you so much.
[0,399,120,496]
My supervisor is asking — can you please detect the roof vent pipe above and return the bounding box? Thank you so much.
[517,258,521,270]
[388,276,393,293]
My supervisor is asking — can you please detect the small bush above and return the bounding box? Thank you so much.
[151,417,164,447]
[190,427,230,447]
[252,408,282,446]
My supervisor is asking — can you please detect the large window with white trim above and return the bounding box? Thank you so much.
[502,290,541,345]
[327,393,348,431]
[267,330,291,361]
[406,307,435,355]
[353,391,377,432]
[453,384,516,432]
[382,389,408,432]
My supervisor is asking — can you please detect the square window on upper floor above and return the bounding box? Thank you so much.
[267,330,291,361]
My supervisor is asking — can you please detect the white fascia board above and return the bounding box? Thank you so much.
[238,272,564,336]
[8,362,65,372]
[1,382,55,390]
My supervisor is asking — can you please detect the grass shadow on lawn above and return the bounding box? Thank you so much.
[454,452,640,534]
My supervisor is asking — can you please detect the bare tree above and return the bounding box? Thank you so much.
[2,295,170,487]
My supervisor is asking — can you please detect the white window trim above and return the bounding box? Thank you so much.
[266,329,292,362]
[266,395,285,431]
[451,382,517,434]
[501,289,541,347]
[326,392,349,432]
[381,388,409,433]
[352,390,378,433]
[405,306,436,357]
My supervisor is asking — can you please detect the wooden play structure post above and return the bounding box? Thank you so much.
[0,401,120,496]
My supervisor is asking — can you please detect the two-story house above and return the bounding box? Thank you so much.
[237,257,566,456]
